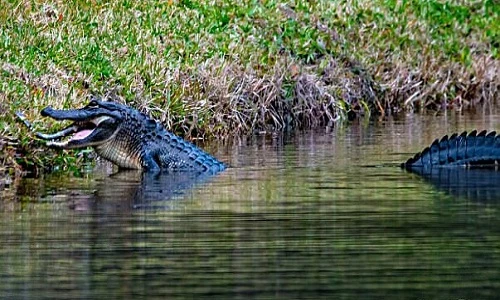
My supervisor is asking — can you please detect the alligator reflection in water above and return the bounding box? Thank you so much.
[407,167,500,202]
[68,170,217,210]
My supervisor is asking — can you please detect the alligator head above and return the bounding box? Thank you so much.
[35,97,226,172]
[39,98,124,149]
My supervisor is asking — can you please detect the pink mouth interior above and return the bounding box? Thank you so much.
[71,129,93,141]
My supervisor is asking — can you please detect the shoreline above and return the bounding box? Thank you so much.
[1,0,498,173]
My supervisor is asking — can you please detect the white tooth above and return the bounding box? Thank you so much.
[93,116,111,125]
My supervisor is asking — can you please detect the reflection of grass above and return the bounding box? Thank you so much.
[0,0,498,172]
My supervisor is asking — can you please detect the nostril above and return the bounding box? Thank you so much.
[40,107,53,117]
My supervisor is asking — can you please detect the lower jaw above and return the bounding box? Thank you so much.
[46,140,70,148]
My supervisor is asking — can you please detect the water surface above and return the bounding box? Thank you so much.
[1,112,500,299]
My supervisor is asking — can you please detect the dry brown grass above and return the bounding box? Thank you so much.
[376,52,499,112]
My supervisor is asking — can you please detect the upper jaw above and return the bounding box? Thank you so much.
[41,106,122,121]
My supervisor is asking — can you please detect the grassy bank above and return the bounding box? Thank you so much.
[0,0,499,173]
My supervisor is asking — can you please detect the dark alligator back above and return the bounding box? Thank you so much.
[402,130,500,170]
[153,127,226,173]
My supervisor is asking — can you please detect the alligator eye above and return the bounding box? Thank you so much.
[87,100,99,108]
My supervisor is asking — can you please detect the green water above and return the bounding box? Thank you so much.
[1,114,500,299]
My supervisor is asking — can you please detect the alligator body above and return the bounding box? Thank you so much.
[402,130,500,171]
[35,98,225,173]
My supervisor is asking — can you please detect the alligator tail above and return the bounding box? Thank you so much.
[402,130,500,169]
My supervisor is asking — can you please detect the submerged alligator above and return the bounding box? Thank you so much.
[402,130,500,171]
[19,97,500,173]
[23,97,226,173]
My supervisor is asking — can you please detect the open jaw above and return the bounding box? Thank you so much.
[37,116,117,149]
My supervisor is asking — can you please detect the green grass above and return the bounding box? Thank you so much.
[0,0,498,173]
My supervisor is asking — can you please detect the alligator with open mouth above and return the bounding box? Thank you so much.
[24,97,226,173]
